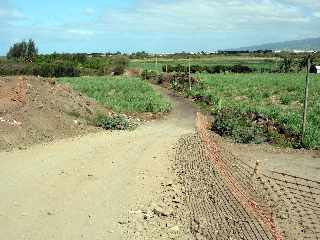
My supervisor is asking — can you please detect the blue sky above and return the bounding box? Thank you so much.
[0,0,320,54]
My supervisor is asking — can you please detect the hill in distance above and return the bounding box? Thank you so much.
[234,37,320,51]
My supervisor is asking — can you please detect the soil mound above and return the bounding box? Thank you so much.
[0,76,105,151]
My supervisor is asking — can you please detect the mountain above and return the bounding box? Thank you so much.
[234,37,320,51]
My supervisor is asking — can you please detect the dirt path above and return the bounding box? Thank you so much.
[1,84,319,240]
[0,87,197,240]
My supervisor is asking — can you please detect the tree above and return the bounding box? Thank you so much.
[7,39,38,62]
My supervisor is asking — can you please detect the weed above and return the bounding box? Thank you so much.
[95,114,129,130]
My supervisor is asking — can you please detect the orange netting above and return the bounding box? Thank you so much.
[196,112,284,240]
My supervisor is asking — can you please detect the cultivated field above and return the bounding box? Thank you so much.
[190,73,320,149]
[59,76,171,113]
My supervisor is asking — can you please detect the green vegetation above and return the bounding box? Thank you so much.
[7,39,38,62]
[95,114,129,130]
[2,40,129,77]
[129,56,279,72]
[59,76,171,113]
[186,73,320,149]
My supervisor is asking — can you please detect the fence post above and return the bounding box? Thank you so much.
[302,56,311,144]
[188,57,191,91]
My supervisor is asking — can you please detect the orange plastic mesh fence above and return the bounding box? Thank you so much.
[196,112,284,240]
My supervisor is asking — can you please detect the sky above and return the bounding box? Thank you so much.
[0,0,320,54]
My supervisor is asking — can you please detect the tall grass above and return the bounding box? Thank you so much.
[190,73,320,149]
[59,76,171,113]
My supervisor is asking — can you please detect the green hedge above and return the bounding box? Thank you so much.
[0,62,79,77]
[162,64,253,74]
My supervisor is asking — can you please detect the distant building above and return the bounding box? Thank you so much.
[310,65,320,74]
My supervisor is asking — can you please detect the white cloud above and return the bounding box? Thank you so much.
[100,0,311,33]
[1,0,319,53]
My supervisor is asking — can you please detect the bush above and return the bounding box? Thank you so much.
[163,64,253,74]
[141,70,158,80]
[109,56,129,75]
[229,64,252,73]
[0,62,34,75]
[95,114,129,130]
[37,63,80,77]
[110,65,126,76]
[0,62,79,77]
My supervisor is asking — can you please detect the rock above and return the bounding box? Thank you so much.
[118,220,129,225]
[172,198,181,204]
[152,205,172,217]
[166,181,173,187]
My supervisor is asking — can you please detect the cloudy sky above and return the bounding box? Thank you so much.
[0,0,319,54]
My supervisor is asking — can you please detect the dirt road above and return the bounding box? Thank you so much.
[1,84,319,240]
[0,87,197,240]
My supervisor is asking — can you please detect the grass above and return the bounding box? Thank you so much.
[129,56,279,72]
[59,76,171,113]
[188,73,320,149]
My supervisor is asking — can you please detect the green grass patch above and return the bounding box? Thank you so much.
[189,73,320,149]
[59,76,171,113]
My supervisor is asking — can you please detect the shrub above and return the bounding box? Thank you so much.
[110,65,126,75]
[37,63,80,77]
[229,64,253,73]
[279,95,292,105]
[109,56,129,75]
[141,70,158,80]
[0,62,34,75]
[163,64,252,74]
[0,62,79,77]
[95,114,129,130]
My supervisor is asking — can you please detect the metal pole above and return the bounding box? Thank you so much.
[302,56,311,143]
[188,57,191,91]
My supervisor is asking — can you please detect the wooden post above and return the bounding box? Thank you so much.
[188,58,191,91]
[165,64,168,73]
[155,55,158,71]
[144,58,147,80]
[302,56,311,143]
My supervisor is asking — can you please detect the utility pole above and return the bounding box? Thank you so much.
[155,55,158,71]
[302,55,311,143]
